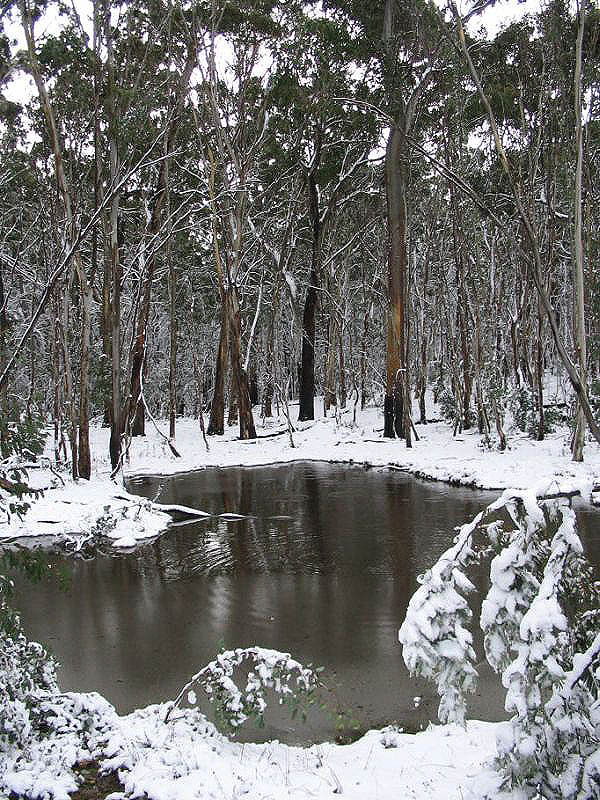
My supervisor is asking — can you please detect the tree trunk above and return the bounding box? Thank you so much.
[298,169,321,422]
[20,0,90,477]
[0,265,8,458]
[324,316,337,412]
[338,331,346,409]
[207,303,228,435]
[108,149,122,471]
[168,204,177,441]
[535,303,545,441]
[60,276,78,480]
[384,125,407,440]
[228,286,256,439]
[572,0,587,461]
[94,0,111,429]
[77,283,93,479]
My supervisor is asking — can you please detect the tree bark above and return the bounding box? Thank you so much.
[77,284,93,479]
[228,286,256,439]
[572,0,587,461]
[384,125,407,439]
[298,169,321,422]
[207,304,228,435]
[168,190,177,441]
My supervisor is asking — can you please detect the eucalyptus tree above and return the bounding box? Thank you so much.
[119,0,197,445]
[0,127,51,457]
[323,0,449,441]
[16,0,98,478]
[266,8,379,421]
[191,0,289,440]
[450,0,600,454]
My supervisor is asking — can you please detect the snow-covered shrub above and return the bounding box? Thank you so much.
[165,646,321,733]
[438,387,458,424]
[0,409,46,523]
[0,610,58,751]
[1,551,63,753]
[399,489,600,799]
[399,508,484,724]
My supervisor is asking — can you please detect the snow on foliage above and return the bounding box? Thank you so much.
[399,488,600,799]
[0,608,116,800]
[399,509,483,724]
[165,646,321,732]
[0,633,323,799]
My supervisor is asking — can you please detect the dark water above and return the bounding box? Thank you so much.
[13,463,600,744]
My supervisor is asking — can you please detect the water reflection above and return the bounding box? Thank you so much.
[13,463,600,744]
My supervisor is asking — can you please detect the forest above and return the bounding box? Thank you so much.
[0,0,598,472]
[1,1,600,799]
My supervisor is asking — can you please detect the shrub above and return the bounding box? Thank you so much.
[510,386,563,437]
[438,388,458,424]
[165,646,321,733]
[0,407,46,522]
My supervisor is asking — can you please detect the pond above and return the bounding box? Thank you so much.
[13,462,600,744]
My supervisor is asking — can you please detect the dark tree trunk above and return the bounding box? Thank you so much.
[228,286,256,439]
[207,302,228,435]
[249,365,259,407]
[298,170,321,422]
[168,218,177,440]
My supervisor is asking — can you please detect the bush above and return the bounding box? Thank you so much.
[399,489,600,799]
[0,407,46,522]
[0,410,56,752]
[0,609,58,751]
[165,646,321,733]
[438,388,458,424]
[510,386,563,437]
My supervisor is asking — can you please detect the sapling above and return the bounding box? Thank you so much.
[164,646,321,733]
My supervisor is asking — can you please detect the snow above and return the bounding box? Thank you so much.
[110,399,600,507]
[108,709,497,800]
[0,475,171,548]
[2,690,499,800]
[3,396,599,550]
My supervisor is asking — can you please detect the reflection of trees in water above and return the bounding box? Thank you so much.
[126,467,507,586]
[301,469,331,573]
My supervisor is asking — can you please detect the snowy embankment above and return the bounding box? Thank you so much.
[2,693,499,800]
[2,398,600,549]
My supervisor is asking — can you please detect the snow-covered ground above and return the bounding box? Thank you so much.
[1,692,501,800]
[114,403,600,493]
[2,397,600,548]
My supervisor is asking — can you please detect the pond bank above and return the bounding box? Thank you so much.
[2,401,599,549]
